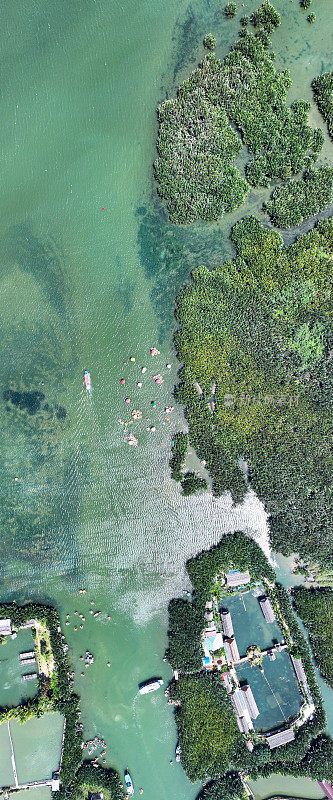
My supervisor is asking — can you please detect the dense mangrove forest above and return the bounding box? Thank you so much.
[312,71,333,138]
[169,432,207,494]
[64,763,124,800]
[155,2,324,224]
[173,216,332,565]
[166,534,333,791]
[264,167,333,228]
[292,587,333,690]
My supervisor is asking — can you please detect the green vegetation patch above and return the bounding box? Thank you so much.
[181,471,207,495]
[64,763,124,800]
[264,167,333,228]
[169,432,207,495]
[312,72,333,139]
[170,673,245,780]
[174,216,333,564]
[155,91,248,223]
[155,3,323,223]
[170,432,188,480]
[293,587,333,689]
[196,772,246,800]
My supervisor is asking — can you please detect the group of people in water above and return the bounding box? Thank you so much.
[119,347,175,447]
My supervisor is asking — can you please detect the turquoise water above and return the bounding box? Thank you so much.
[248,775,325,800]
[0,629,37,708]
[0,0,332,798]
[237,651,301,733]
[221,586,283,657]
[10,712,64,784]
[1,790,51,800]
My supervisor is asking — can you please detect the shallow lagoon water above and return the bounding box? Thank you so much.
[221,586,282,657]
[0,0,332,797]
[0,628,37,707]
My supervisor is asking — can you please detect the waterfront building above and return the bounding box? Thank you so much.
[267,728,295,748]
[259,596,276,623]
[221,610,234,637]
[225,570,250,588]
[231,690,254,732]
[291,655,307,684]
[19,650,35,661]
[19,656,36,665]
[224,636,240,664]
[0,618,11,636]
[231,690,245,717]
[241,684,259,719]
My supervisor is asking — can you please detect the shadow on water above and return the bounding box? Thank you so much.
[1,223,70,317]
[0,223,82,585]
[115,254,137,315]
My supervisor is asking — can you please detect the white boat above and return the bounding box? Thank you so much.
[139,678,164,695]
[84,370,92,392]
[124,770,134,796]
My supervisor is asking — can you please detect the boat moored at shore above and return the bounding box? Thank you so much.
[124,769,134,796]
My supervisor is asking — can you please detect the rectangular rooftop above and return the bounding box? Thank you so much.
[224,636,240,664]
[259,597,276,623]
[225,570,250,588]
[290,655,307,684]
[267,728,295,748]
[0,618,12,636]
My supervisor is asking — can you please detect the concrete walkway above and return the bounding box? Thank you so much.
[7,721,18,788]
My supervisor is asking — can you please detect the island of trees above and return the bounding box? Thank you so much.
[155,2,324,224]
[166,534,333,800]
[312,71,333,139]
[0,602,124,800]
[292,587,333,690]
[173,216,332,567]
[264,167,333,228]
